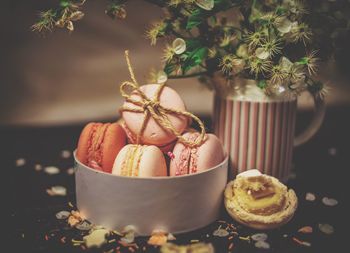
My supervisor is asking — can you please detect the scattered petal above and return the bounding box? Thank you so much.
[276,17,292,34]
[83,229,109,248]
[121,226,136,244]
[61,150,71,158]
[56,211,71,220]
[34,164,43,171]
[160,242,214,253]
[67,167,75,175]
[322,197,338,206]
[283,234,288,238]
[157,71,168,84]
[68,216,81,227]
[167,233,176,241]
[213,228,229,237]
[328,147,337,156]
[172,38,186,55]
[318,223,334,235]
[148,232,168,246]
[298,226,313,234]
[120,232,135,244]
[195,0,214,11]
[47,186,67,196]
[255,48,270,60]
[305,192,316,201]
[76,221,93,231]
[16,158,26,167]
[254,240,270,249]
[292,237,311,247]
[44,166,60,175]
[251,233,268,241]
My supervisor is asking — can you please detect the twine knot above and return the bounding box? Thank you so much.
[119,50,206,147]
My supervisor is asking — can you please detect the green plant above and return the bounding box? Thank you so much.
[33,0,337,98]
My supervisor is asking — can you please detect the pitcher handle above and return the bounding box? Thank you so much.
[294,91,326,147]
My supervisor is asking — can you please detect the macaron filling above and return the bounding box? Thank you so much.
[120,145,145,177]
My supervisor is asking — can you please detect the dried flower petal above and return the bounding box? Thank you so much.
[213,228,229,237]
[83,229,109,248]
[172,38,186,55]
[35,164,43,171]
[318,223,334,234]
[56,211,71,220]
[61,150,71,158]
[16,158,26,167]
[276,17,292,34]
[70,11,84,21]
[47,186,67,196]
[305,192,316,201]
[68,216,80,227]
[67,21,74,32]
[322,197,338,206]
[148,232,168,246]
[298,226,313,234]
[255,240,270,249]
[157,71,168,84]
[195,0,214,11]
[44,166,60,175]
[251,233,268,241]
[76,221,93,231]
[255,48,270,59]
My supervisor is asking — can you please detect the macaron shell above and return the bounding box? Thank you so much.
[122,84,188,146]
[76,122,101,166]
[76,122,126,173]
[194,133,225,173]
[121,121,176,154]
[169,132,225,176]
[138,146,167,177]
[100,123,127,173]
[111,144,132,176]
[112,144,167,177]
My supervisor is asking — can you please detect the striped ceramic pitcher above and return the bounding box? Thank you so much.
[212,79,325,182]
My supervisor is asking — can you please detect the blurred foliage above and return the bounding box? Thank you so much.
[32,0,350,97]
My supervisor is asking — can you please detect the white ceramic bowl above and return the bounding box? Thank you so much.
[74,153,228,236]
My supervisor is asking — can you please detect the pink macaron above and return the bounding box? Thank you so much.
[121,84,188,148]
[112,144,167,177]
[169,132,225,176]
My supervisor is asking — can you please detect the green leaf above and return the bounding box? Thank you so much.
[183,47,208,73]
[164,63,177,75]
[60,0,70,8]
[185,39,202,51]
[257,80,267,89]
[186,9,204,30]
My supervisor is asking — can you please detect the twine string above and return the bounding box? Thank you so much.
[119,50,206,147]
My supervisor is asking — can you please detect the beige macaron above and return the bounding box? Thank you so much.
[112,144,167,177]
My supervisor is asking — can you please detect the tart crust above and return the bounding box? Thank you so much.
[224,174,298,230]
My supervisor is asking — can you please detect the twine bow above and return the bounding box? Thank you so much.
[119,50,206,148]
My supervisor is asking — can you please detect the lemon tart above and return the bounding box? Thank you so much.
[224,170,298,229]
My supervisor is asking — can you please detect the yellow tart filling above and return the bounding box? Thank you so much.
[232,175,287,216]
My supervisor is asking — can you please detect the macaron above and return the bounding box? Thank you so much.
[121,121,176,153]
[112,144,167,177]
[169,132,225,176]
[76,122,127,173]
[121,84,188,148]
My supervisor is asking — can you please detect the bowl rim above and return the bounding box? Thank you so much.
[74,150,228,181]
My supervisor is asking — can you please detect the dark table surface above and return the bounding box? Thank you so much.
[5,106,347,253]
